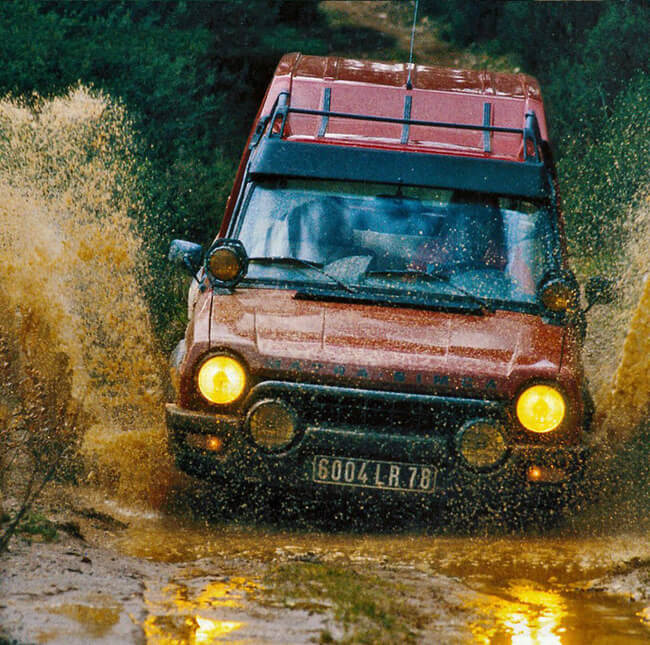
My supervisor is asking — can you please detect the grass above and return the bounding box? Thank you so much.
[17,511,58,542]
[263,562,425,644]
[1,510,58,544]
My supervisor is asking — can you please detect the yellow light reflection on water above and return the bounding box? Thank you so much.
[143,615,243,645]
[142,576,258,644]
[639,605,650,626]
[469,583,567,644]
[194,617,243,644]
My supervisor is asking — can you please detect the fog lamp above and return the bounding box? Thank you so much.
[527,465,568,483]
[208,247,241,281]
[539,276,578,312]
[457,420,507,470]
[196,355,246,405]
[247,399,297,451]
[516,385,565,433]
[204,239,248,288]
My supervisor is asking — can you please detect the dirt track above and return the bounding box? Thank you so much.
[2,484,649,644]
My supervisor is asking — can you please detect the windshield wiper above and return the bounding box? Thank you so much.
[366,269,493,312]
[248,256,356,293]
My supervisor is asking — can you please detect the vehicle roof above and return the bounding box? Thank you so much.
[261,53,548,162]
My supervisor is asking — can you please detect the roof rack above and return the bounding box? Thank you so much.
[253,91,542,163]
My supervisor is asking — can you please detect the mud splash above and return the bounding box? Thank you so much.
[0,85,647,519]
[599,275,649,442]
[0,87,174,507]
[584,195,650,442]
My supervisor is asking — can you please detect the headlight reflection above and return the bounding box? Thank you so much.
[468,583,567,645]
[142,577,259,644]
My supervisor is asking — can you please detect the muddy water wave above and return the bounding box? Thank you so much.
[584,194,650,442]
[597,212,649,443]
[0,87,174,507]
[0,86,648,519]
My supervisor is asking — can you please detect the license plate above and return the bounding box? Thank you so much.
[312,456,437,493]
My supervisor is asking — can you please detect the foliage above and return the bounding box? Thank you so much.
[420,1,650,255]
[0,1,326,239]
[0,1,329,341]
[0,316,80,553]
[14,511,59,542]
[264,562,424,644]
[559,74,650,253]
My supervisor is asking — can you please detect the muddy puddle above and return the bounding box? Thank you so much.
[16,492,643,644]
[3,497,649,643]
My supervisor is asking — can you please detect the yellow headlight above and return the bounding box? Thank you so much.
[516,385,566,433]
[196,355,246,405]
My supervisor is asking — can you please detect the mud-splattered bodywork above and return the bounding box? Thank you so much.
[166,55,592,512]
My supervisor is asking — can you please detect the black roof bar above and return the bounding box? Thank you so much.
[401,95,412,145]
[259,91,543,162]
[523,112,542,163]
[282,106,525,135]
[483,102,492,153]
[317,88,331,138]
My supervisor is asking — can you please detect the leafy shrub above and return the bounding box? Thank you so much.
[559,74,650,254]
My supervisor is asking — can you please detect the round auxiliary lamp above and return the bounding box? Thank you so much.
[204,239,249,289]
[537,271,580,314]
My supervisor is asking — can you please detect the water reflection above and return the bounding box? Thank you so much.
[46,596,122,638]
[143,576,258,644]
[469,584,566,644]
[195,617,243,643]
[639,606,650,626]
[111,513,649,644]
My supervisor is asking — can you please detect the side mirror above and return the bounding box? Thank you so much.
[168,239,203,278]
[204,239,248,289]
[585,276,615,310]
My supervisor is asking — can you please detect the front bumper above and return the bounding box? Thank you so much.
[166,400,590,504]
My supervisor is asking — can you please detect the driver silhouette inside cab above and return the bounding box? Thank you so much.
[409,190,506,273]
[288,196,363,264]
[288,196,342,263]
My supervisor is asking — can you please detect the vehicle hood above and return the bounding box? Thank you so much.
[206,288,565,397]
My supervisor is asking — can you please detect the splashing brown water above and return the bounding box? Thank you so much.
[582,194,650,442]
[0,87,174,507]
[0,87,647,518]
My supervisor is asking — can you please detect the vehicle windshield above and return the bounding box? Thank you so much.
[234,178,557,308]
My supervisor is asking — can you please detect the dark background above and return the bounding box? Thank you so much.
[2,0,647,343]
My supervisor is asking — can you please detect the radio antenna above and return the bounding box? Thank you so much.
[406,0,420,90]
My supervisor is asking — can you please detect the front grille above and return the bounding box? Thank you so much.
[244,381,505,438]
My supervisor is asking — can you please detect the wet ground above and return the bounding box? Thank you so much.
[1,485,649,644]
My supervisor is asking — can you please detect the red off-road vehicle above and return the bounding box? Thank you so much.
[166,54,610,517]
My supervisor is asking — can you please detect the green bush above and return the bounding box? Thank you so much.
[559,73,650,255]
[0,1,331,342]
